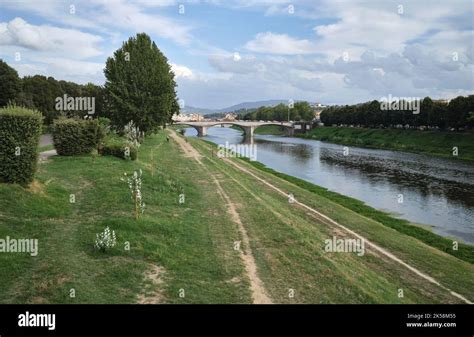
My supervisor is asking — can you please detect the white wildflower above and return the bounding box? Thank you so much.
[124,169,145,219]
[95,226,117,252]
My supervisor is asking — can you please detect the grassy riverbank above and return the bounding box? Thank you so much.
[237,157,474,264]
[0,132,250,304]
[0,131,472,303]
[301,127,474,161]
[254,125,286,135]
[192,137,474,303]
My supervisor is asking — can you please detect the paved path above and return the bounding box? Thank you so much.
[38,134,57,162]
[40,134,53,147]
[39,149,57,162]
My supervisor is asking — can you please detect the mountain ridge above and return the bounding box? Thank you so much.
[182,99,297,115]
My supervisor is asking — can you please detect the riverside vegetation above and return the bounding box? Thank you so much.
[300,127,474,161]
[1,32,472,305]
[0,131,472,304]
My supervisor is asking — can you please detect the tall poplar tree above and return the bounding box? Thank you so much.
[104,33,179,133]
[0,59,21,107]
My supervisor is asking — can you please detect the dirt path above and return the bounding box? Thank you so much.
[218,156,472,304]
[169,131,272,304]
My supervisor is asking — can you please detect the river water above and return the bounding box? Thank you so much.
[184,127,474,244]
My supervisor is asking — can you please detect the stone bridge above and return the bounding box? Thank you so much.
[174,121,294,137]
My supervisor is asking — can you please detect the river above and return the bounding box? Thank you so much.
[184,126,474,244]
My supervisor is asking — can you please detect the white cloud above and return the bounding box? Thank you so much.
[0,18,103,59]
[312,8,428,61]
[171,63,194,78]
[245,32,317,55]
[10,58,105,85]
[0,0,194,45]
[92,0,193,45]
[209,54,262,74]
[0,0,471,108]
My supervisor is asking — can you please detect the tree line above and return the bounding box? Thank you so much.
[0,33,179,132]
[0,60,106,125]
[320,96,474,130]
[240,101,314,121]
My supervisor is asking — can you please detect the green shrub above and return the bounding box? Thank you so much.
[98,117,111,132]
[99,138,137,160]
[0,105,42,185]
[52,118,103,156]
[97,117,111,143]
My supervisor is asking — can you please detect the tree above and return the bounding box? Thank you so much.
[294,101,314,121]
[0,59,21,107]
[447,96,470,129]
[82,83,105,118]
[273,103,288,121]
[104,33,178,133]
[21,75,61,124]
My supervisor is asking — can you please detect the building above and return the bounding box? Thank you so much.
[222,113,237,121]
[172,113,204,122]
[433,99,450,104]
[312,102,327,121]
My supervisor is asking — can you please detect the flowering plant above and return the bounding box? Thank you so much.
[124,120,144,148]
[123,169,146,219]
[95,226,116,251]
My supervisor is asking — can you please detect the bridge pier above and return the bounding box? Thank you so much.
[242,126,254,138]
[195,126,207,137]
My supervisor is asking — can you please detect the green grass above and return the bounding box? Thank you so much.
[0,132,250,303]
[300,127,474,161]
[191,138,474,303]
[1,131,472,304]
[254,125,286,135]
[201,139,474,264]
[240,157,474,264]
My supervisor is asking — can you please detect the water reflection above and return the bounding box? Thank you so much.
[185,127,474,244]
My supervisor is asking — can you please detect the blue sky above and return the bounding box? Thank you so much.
[0,0,472,109]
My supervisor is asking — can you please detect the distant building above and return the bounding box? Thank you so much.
[222,113,237,121]
[293,121,314,134]
[433,99,450,104]
[312,102,327,121]
[172,113,204,122]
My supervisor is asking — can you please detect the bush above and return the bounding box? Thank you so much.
[0,105,42,185]
[99,138,138,160]
[97,117,111,143]
[52,118,103,156]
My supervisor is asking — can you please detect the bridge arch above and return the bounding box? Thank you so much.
[173,123,208,136]
[173,121,294,137]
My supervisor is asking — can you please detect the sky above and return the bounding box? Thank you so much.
[0,0,472,109]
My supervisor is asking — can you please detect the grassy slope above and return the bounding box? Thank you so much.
[238,158,474,264]
[300,127,474,161]
[202,139,474,264]
[191,138,474,303]
[0,132,251,304]
[254,125,286,135]
[0,132,472,303]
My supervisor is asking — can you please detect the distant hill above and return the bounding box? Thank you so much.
[182,100,293,115]
[181,106,217,115]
